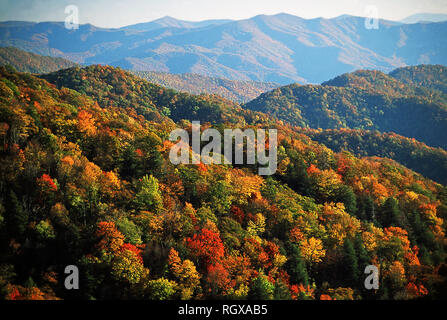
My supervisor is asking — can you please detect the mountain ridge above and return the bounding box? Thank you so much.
[1,64,447,300]
[401,13,447,24]
[120,16,234,32]
[0,46,78,73]
[0,47,278,102]
[1,13,446,84]
[132,70,279,103]
[243,65,447,150]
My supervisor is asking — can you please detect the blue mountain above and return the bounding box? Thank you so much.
[0,13,446,84]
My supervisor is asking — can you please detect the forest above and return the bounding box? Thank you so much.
[0,47,77,75]
[302,128,447,185]
[244,67,447,150]
[133,70,278,103]
[0,47,277,105]
[0,64,446,301]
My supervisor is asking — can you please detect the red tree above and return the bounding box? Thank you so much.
[186,228,225,266]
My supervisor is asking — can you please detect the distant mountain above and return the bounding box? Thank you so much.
[401,13,447,24]
[0,47,275,103]
[1,13,446,84]
[243,65,447,150]
[121,16,233,32]
[0,46,77,73]
[132,70,278,103]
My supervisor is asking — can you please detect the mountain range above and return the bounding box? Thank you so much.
[2,46,446,182]
[121,16,233,32]
[0,46,77,73]
[33,62,447,184]
[401,13,447,24]
[1,62,447,300]
[0,47,278,103]
[132,70,278,103]
[1,13,446,84]
[244,65,447,150]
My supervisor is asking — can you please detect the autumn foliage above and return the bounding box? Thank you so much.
[0,65,446,301]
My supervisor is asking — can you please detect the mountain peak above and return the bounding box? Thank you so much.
[251,12,304,20]
[2,14,446,84]
[155,16,181,22]
[401,13,447,24]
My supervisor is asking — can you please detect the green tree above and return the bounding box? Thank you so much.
[334,185,357,215]
[5,190,28,237]
[285,243,309,285]
[248,275,274,300]
[342,238,359,288]
[119,145,142,180]
[357,195,375,221]
[145,278,177,300]
[134,175,163,213]
[353,234,370,271]
[273,279,292,300]
[378,197,403,228]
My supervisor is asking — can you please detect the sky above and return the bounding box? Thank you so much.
[0,0,447,28]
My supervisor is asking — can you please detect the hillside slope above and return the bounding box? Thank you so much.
[0,47,277,104]
[389,65,447,94]
[0,47,77,73]
[244,67,447,150]
[302,128,447,185]
[132,70,278,103]
[1,66,447,300]
[44,65,447,185]
[40,65,274,126]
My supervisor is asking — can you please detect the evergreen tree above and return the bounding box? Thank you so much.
[378,197,402,228]
[357,195,375,222]
[342,238,359,288]
[119,145,141,180]
[273,279,292,300]
[285,243,309,285]
[353,234,370,271]
[248,275,274,300]
[334,185,357,215]
[5,190,28,237]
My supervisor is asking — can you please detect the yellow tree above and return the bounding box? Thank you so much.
[168,248,201,299]
[300,237,326,263]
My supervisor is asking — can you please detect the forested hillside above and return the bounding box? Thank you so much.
[40,65,274,126]
[0,47,277,104]
[133,71,278,103]
[302,128,447,185]
[0,47,77,74]
[390,65,447,94]
[1,65,446,300]
[244,68,447,150]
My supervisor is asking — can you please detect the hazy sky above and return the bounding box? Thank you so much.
[1,0,447,28]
